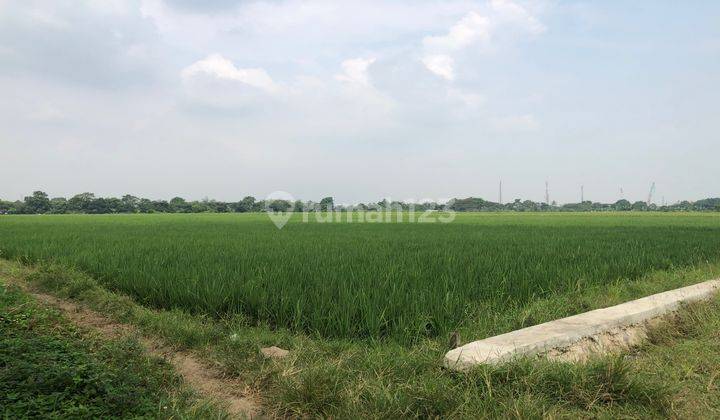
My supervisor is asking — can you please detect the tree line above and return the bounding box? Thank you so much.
[448,197,720,212]
[1,191,719,215]
[0,192,337,215]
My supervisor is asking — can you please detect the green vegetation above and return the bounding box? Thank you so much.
[0,279,222,418]
[8,259,720,418]
[2,190,719,215]
[2,213,720,343]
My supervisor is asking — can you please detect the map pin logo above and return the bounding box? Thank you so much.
[265,191,295,229]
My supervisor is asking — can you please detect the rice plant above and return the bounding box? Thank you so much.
[1,212,720,343]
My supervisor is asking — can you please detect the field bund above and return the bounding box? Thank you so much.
[445,278,720,370]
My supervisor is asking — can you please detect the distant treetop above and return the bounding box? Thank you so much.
[0,192,718,215]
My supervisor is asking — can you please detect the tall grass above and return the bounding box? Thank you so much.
[1,212,720,342]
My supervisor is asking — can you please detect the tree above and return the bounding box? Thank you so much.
[138,198,154,213]
[268,199,292,212]
[191,201,210,213]
[23,191,51,214]
[170,197,191,213]
[86,197,111,214]
[121,195,140,213]
[613,199,632,211]
[675,200,692,211]
[208,201,230,213]
[521,200,538,212]
[8,201,26,214]
[234,196,256,213]
[251,200,265,212]
[320,197,334,211]
[304,200,318,211]
[105,197,124,213]
[694,198,720,211]
[0,199,14,214]
[631,201,648,211]
[49,197,68,214]
[68,193,96,213]
[151,200,171,213]
[449,197,503,212]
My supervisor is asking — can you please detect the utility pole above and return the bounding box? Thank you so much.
[499,178,503,205]
[581,185,584,203]
[545,180,550,205]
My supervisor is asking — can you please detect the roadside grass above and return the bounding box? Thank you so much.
[634,295,720,417]
[0,275,225,419]
[5,258,720,418]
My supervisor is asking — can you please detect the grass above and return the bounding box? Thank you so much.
[7,258,720,418]
[4,212,720,417]
[0,277,224,418]
[1,212,720,343]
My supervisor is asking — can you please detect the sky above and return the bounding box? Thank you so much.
[1,0,719,205]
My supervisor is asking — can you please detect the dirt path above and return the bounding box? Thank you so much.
[14,286,261,418]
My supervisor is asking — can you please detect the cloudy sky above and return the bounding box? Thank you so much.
[1,0,718,204]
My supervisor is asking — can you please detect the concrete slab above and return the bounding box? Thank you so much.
[444,279,720,371]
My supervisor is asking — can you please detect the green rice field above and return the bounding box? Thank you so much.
[1,212,720,342]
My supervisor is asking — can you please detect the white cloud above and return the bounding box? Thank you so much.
[423,11,491,51]
[421,1,544,81]
[421,11,489,80]
[422,54,455,81]
[490,0,545,35]
[0,0,570,202]
[181,54,279,93]
[335,57,376,86]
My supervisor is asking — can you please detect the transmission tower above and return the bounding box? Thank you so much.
[647,182,656,205]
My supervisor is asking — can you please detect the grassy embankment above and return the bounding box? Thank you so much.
[4,257,720,417]
[0,270,224,418]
